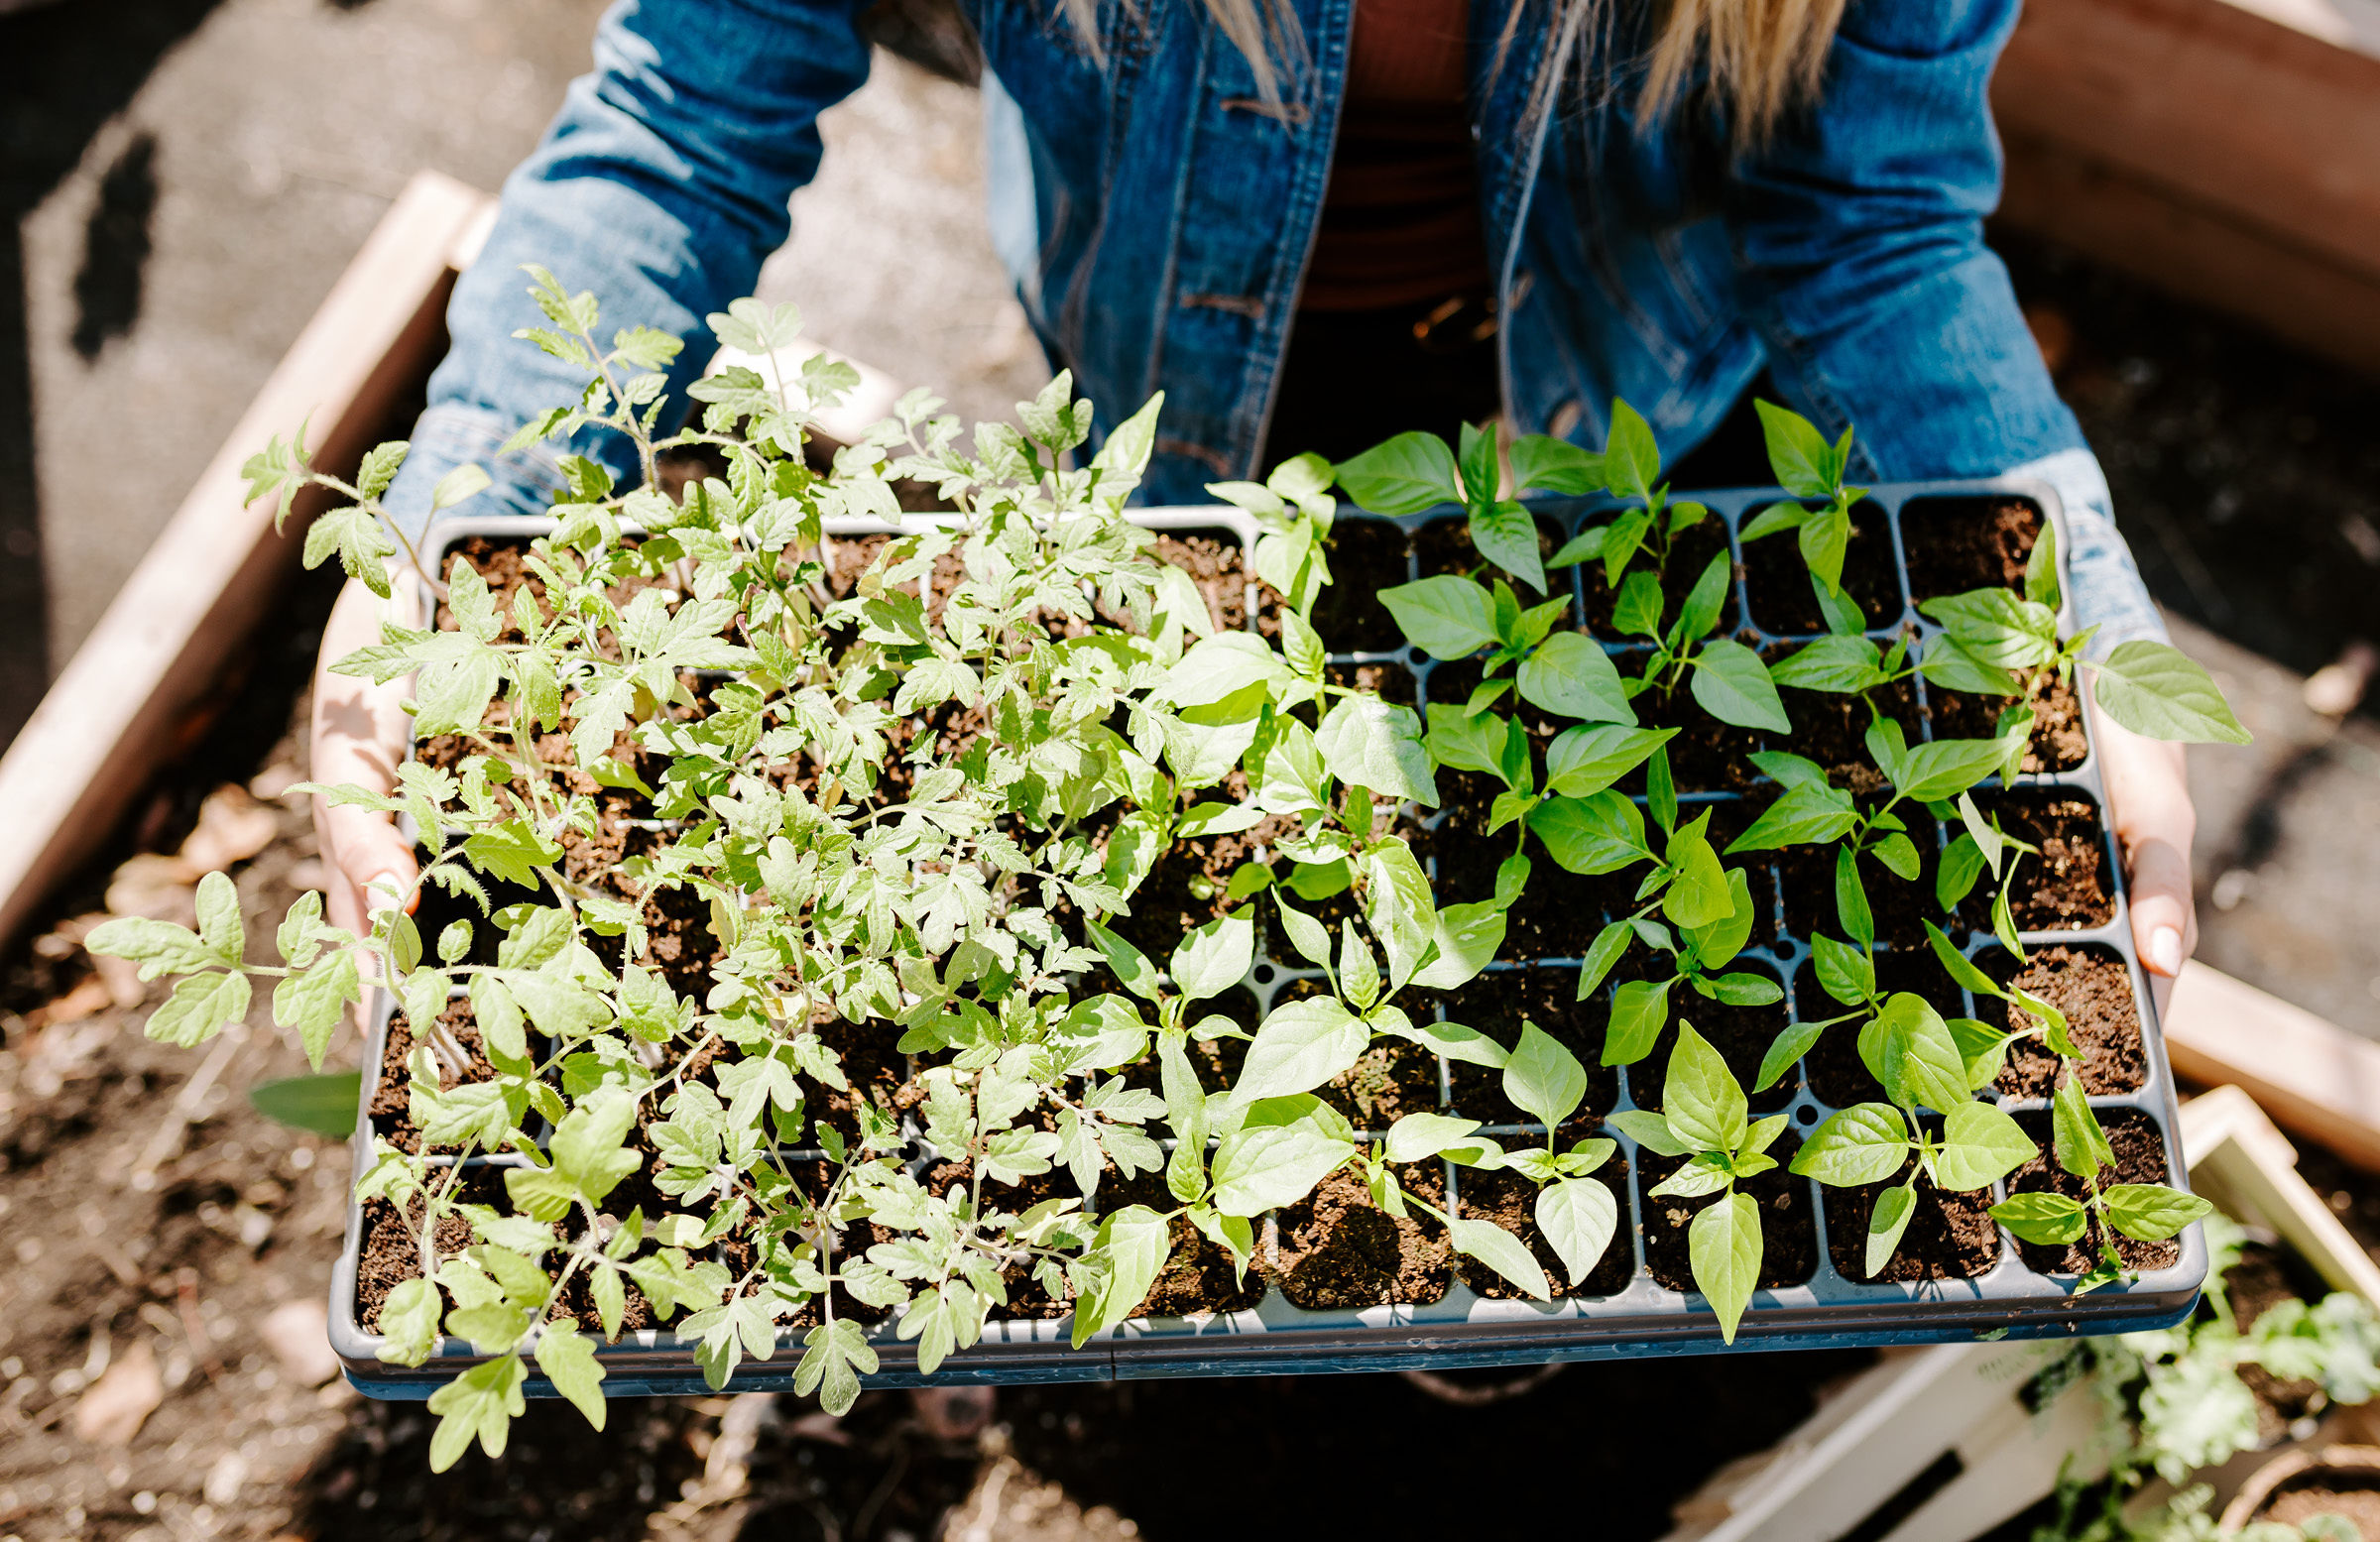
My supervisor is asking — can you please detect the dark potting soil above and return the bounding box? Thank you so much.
[1822,1141,2003,1284]
[799,1017,911,1144]
[1779,808,1943,947]
[371,1000,498,1155]
[1103,800,1297,959]
[1425,656,1582,744]
[1977,944,2147,1099]
[1623,960,1796,1116]
[1632,673,1769,792]
[1569,521,1740,640]
[1770,668,1924,796]
[2006,1108,2183,1274]
[1325,1035,1444,1130]
[1426,772,1615,956]
[1274,1160,1453,1310]
[1638,1136,1817,1294]
[355,1170,492,1334]
[1455,1145,1634,1299]
[2226,1239,2326,1438]
[1958,790,2116,934]
[1900,497,2043,602]
[1800,950,1966,1109]
[1740,502,1902,635]
[1109,1171,1270,1318]
[1311,515,1412,652]
[1433,964,1619,1124]
[1326,657,1417,702]
[1929,670,2090,773]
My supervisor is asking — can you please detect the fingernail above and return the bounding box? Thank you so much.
[2149,926,2183,976]
[365,871,407,912]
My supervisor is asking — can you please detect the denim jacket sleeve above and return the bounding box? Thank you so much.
[380,0,873,555]
[1722,0,2163,654]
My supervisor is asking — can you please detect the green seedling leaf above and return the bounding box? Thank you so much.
[1864,1182,1919,1277]
[1544,724,1670,797]
[1510,434,1606,495]
[1691,642,1792,734]
[1448,1216,1552,1300]
[1663,1024,1748,1155]
[1519,633,1634,725]
[1380,575,1499,659]
[1860,993,1970,1114]
[1577,920,1634,1001]
[1836,847,1873,949]
[250,1071,362,1138]
[1798,506,1851,596]
[1811,934,1875,1008]
[1769,635,1885,694]
[1471,501,1547,595]
[2053,1079,2116,1180]
[1316,695,1438,807]
[2102,1183,2213,1242]
[1209,1123,1358,1217]
[1690,1192,1762,1344]
[1727,779,1857,852]
[1613,569,1664,639]
[1528,789,1649,875]
[1337,430,1460,514]
[1235,997,1369,1104]
[1753,401,1838,498]
[1754,1020,1828,1093]
[2089,642,2251,745]
[1504,1021,1589,1128]
[1992,1191,2088,1245]
[1933,1102,2038,1191]
[2025,521,2061,612]
[1537,1176,1619,1286]
[1676,551,1732,644]
[1606,979,1672,1066]
[1604,400,1661,503]
[1172,909,1254,1002]
[1793,1104,1909,1187]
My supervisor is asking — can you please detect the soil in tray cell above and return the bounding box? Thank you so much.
[1274,1159,1453,1310]
[1801,948,1969,1109]
[1638,1135,1817,1294]
[1312,514,1412,653]
[1740,502,1903,636]
[1927,670,2089,773]
[1455,1135,1634,1299]
[1956,788,2116,934]
[1621,957,1796,1115]
[372,1000,502,1156]
[1326,658,1417,703]
[1425,777,1616,959]
[2006,1108,2184,1275]
[1266,977,1443,1129]
[1146,533,1261,637]
[1973,942,2146,1099]
[1412,511,1570,592]
[1767,662,1924,797]
[1899,496,2043,603]
[1433,965,1620,1125]
[1821,1136,2004,1284]
[1779,807,1943,947]
[1630,674,1769,791]
[1110,1170,1270,1317]
[1569,519,1739,640]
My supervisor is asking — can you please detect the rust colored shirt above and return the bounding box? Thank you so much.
[1299,0,1490,312]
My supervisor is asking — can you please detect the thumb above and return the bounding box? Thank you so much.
[2127,832,2195,985]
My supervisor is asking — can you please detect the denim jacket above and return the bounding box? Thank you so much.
[385,0,2162,649]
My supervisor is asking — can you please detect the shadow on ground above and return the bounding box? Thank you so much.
[0,0,222,740]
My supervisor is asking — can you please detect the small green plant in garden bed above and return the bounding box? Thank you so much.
[93,270,2253,1469]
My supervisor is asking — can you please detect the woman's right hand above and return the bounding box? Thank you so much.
[310,574,418,953]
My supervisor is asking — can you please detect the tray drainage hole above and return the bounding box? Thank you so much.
[1251,964,1276,986]
[1409,648,1431,667]
[1796,1105,1819,1125]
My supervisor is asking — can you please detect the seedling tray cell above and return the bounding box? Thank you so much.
[330,484,2204,1400]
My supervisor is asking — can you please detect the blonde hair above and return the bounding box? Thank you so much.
[1059,0,1846,148]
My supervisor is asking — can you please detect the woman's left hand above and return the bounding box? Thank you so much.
[2088,693,2198,1016]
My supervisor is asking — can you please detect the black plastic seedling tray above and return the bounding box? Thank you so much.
[331,483,2205,1399]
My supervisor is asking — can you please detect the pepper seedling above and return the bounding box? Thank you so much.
[1610,1024,1782,1343]
[1992,1081,2213,1289]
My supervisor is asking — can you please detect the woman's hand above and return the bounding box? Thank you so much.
[310,575,418,958]
[2087,691,2198,1015]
